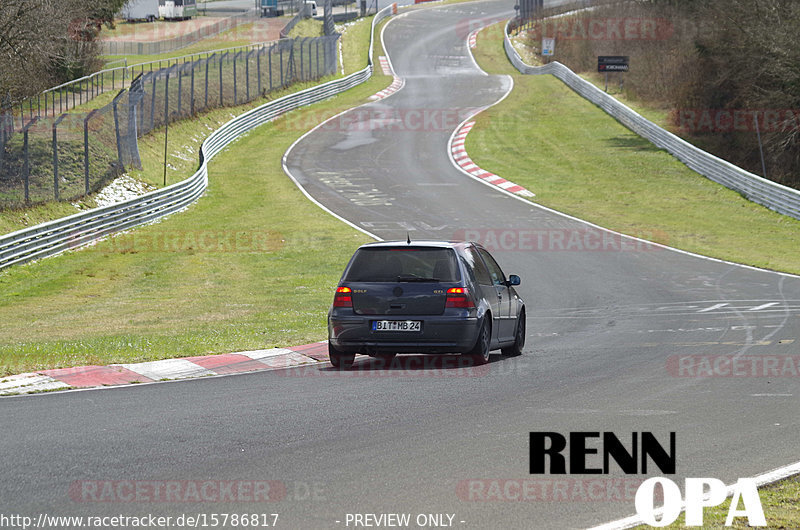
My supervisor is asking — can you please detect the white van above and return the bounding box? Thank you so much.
[304,0,317,16]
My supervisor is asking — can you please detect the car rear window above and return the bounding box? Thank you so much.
[344,247,460,282]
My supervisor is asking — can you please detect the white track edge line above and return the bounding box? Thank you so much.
[587,459,800,530]
[280,14,413,244]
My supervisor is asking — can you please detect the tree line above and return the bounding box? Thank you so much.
[527,0,800,190]
[0,0,126,104]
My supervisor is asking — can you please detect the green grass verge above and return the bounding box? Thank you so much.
[0,14,394,376]
[469,22,800,275]
[633,474,800,529]
[288,18,324,38]
[341,15,375,75]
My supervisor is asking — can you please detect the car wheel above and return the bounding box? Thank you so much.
[329,343,355,370]
[502,309,526,357]
[466,318,491,365]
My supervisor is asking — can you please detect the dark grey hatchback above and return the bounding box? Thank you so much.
[327,240,526,369]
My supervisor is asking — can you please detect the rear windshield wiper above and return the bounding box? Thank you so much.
[396,276,440,282]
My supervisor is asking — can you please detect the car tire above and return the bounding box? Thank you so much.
[466,318,491,365]
[329,343,355,370]
[502,309,526,357]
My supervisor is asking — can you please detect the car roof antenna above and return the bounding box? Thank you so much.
[407,232,411,245]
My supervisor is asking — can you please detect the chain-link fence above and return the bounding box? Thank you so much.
[0,35,339,209]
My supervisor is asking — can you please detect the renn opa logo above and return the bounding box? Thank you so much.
[529,432,765,527]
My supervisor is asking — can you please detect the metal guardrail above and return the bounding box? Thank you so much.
[503,20,800,221]
[0,5,395,271]
[101,13,251,56]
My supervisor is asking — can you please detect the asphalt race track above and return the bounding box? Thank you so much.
[2,1,800,528]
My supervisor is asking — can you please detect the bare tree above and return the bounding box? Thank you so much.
[0,0,124,103]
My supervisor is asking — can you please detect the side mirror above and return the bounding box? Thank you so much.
[507,274,521,286]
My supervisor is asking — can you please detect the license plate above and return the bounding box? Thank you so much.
[372,320,422,332]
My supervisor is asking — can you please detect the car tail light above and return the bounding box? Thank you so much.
[333,286,353,308]
[445,287,475,308]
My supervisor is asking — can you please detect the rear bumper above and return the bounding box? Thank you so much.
[328,313,480,355]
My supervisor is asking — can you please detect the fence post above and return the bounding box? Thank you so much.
[164,67,171,132]
[246,50,251,102]
[150,71,157,130]
[300,38,305,82]
[52,114,68,201]
[233,51,238,105]
[112,90,126,171]
[219,53,224,106]
[83,110,98,196]
[205,54,211,110]
[22,117,38,204]
[0,96,9,175]
[178,61,184,117]
[191,59,196,116]
[308,38,313,79]
[128,74,144,170]
[257,49,262,95]
[270,44,274,90]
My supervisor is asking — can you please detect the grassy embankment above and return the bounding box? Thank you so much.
[0,15,392,375]
[469,22,800,275]
[0,15,374,234]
